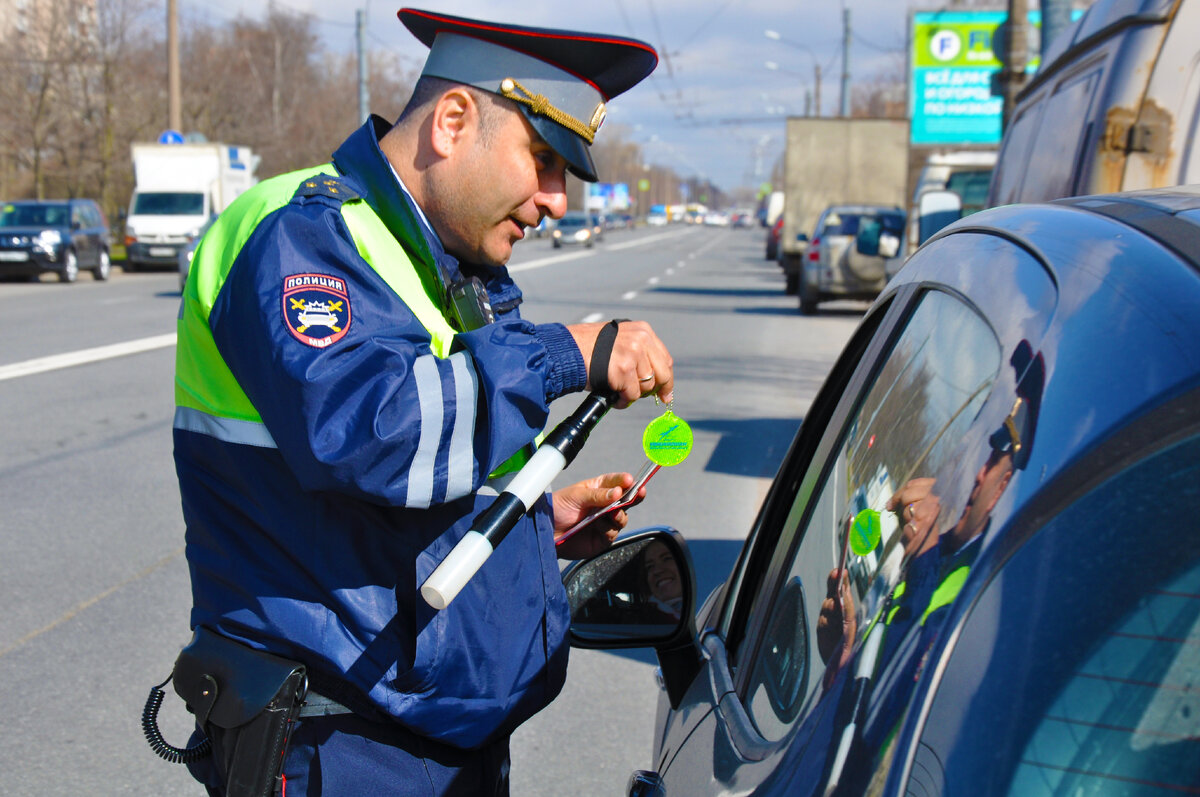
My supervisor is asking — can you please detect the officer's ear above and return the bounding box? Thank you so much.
[430,87,475,158]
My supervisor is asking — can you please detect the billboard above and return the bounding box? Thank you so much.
[909,10,1078,146]
[585,182,631,212]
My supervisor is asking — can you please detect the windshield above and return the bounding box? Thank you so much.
[0,203,69,227]
[558,216,588,229]
[824,211,904,237]
[132,192,205,215]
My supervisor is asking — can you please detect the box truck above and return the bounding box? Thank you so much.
[123,143,258,272]
[776,118,909,301]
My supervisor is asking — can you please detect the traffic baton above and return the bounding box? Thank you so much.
[420,391,618,610]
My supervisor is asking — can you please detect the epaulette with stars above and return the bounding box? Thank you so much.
[290,173,362,207]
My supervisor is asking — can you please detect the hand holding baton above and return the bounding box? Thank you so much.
[420,391,618,610]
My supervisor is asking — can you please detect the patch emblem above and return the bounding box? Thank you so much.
[283,273,351,348]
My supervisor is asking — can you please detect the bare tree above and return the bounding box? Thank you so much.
[0,0,85,198]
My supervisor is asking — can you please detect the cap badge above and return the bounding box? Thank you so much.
[499,77,603,144]
[590,103,607,133]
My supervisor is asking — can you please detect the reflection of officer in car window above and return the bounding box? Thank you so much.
[826,341,1046,793]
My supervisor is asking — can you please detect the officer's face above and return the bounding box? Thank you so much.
[441,104,569,266]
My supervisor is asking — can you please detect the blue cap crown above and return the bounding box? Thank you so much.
[399,8,658,181]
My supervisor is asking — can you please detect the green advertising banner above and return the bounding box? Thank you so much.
[911,11,1006,145]
[909,10,1074,146]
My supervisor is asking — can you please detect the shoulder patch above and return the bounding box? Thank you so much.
[283,273,352,348]
[292,174,361,204]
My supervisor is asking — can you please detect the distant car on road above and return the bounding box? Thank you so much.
[177,215,217,292]
[797,204,904,313]
[765,216,784,261]
[552,212,595,248]
[564,185,1200,797]
[0,198,112,283]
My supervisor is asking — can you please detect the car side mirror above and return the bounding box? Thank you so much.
[562,528,702,708]
[917,189,964,245]
[878,232,900,259]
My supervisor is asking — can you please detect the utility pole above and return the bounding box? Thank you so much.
[357,10,370,124]
[840,8,851,117]
[167,0,181,132]
[814,64,822,117]
[997,0,1030,130]
[1041,0,1072,62]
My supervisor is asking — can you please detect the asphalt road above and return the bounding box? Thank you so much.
[0,223,862,796]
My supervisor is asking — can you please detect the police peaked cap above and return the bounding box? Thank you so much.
[398,8,658,181]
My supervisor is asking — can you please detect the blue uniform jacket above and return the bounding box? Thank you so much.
[176,117,587,749]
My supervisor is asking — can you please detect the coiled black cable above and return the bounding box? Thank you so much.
[142,675,212,764]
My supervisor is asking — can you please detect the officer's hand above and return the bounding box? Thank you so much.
[552,472,644,559]
[887,477,941,558]
[568,320,674,408]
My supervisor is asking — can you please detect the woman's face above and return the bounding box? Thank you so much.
[643,541,682,603]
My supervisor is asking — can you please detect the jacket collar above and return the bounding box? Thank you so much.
[332,115,466,288]
[331,115,523,317]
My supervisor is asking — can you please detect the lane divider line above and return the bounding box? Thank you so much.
[0,333,177,383]
[508,227,698,273]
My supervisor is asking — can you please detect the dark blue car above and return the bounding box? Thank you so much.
[0,198,113,282]
[564,186,1200,796]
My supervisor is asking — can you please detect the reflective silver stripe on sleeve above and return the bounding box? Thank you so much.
[407,355,443,509]
[173,406,278,449]
[444,352,479,501]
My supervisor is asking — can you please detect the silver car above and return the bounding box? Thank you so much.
[799,204,905,315]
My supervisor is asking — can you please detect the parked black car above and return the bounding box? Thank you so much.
[0,199,113,282]
[564,186,1200,796]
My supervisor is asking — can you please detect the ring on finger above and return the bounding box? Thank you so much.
[638,374,654,382]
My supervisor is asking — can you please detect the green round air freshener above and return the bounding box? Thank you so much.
[642,410,693,466]
[850,509,882,556]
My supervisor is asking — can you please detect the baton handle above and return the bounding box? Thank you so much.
[420,392,617,610]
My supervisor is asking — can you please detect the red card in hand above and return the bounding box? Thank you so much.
[555,461,661,546]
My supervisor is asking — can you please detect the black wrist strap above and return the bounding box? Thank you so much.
[588,319,628,392]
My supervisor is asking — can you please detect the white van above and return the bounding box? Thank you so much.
[986,0,1200,206]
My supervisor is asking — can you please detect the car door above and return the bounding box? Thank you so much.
[654,229,1058,796]
[896,423,1200,796]
[69,201,96,268]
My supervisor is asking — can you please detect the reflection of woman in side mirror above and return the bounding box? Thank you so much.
[639,539,683,620]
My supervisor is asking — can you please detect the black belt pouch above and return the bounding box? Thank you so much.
[173,627,308,797]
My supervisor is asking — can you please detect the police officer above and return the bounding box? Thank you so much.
[174,8,668,795]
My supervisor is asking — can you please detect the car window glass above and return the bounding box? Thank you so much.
[741,290,1002,742]
[989,101,1044,205]
[945,170,993,214]
[1019,65,1102,201]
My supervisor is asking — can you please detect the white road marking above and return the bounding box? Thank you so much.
[0,333,177,382]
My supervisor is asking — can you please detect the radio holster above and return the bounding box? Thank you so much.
[143,627,308,797]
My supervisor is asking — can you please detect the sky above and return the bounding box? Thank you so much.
[185,1,918,194]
